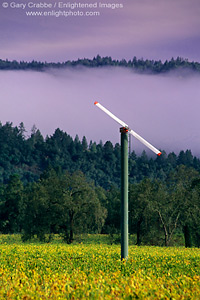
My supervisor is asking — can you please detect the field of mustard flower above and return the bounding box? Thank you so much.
[0,236,200,299]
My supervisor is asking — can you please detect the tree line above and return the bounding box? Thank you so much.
[1,55,200,74]
[1,122,200,188]
[0,122,200,247]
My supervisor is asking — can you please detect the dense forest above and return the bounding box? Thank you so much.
[1,55,200,74]
[0,122,200,247]
[0,122,200,187]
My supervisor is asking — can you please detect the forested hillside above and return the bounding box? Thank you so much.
[0,121,200,187]
[1,56,200,74]
[0,122,200,247]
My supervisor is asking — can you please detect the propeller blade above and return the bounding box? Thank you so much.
[94,101,161,156]
[94,101,128,129]
[129,129,161,156]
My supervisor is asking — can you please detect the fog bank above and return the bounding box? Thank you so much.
[0,67,200,156]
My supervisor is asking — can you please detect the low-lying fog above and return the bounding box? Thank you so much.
[0,67,200,156]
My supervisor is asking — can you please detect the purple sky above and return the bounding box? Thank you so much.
[0,0,200,62]
[0,0,200,156]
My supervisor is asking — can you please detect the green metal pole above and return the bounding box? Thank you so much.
[120,127,129,260]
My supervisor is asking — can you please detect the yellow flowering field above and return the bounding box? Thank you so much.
[0,242,200,299]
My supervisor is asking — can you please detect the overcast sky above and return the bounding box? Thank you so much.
[0,0,200,156]
[0,0,200,62]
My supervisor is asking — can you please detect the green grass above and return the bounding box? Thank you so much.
[0,232,185,247]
